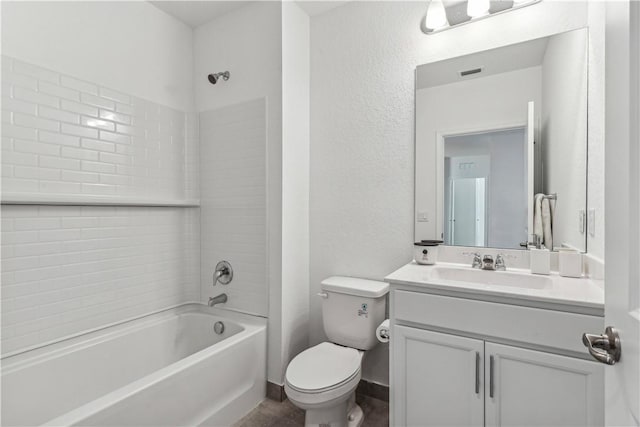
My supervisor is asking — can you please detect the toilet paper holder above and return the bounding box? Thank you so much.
[376,319,390,343]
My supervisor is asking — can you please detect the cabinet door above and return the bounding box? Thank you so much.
[485,342,604,427]
[392,326,484,427]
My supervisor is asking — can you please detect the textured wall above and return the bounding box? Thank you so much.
[310,1,597,386]
[310,2,421,386]
[542,29,588,251]
[280,1,311,384]
[586,2,606,261]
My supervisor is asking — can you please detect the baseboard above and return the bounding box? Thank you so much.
[266,381,286,402]
[356,379,389,402]
[266,379,390,403]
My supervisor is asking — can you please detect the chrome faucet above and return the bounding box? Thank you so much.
[471,252,506,271]
[208,293,228,307]
[481,255,495,270]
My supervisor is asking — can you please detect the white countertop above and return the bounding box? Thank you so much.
[385,262,604,315]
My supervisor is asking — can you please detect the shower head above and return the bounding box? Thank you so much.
[208,71,230,85]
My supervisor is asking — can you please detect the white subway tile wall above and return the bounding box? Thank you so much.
[1,56,199,200]
[1,56,201,355]
[1,206,200,354]
[200,99,267,316]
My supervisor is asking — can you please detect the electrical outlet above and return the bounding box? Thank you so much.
[417,211,429,222]
[588,209,596,237]
[578,210,586,234]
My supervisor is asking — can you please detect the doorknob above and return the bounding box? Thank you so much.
[582,326,621,365]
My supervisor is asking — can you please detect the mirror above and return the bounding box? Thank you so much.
[415,28,588,252]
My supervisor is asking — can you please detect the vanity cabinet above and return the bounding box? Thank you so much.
[390,289,604,427]
[393,326,484,426]
[484,342,603,427]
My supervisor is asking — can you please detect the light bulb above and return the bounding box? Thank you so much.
[425,0,449,31]
[467,0,490,18]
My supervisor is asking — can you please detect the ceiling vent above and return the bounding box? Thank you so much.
[459,67,484,77]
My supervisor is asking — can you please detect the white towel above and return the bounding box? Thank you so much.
[534,193,544,241]
[534,193,553,250]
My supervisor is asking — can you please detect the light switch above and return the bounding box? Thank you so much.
[588,209,596,237]
[417,211,429,222]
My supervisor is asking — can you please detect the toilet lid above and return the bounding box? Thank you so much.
[286,342,362,392]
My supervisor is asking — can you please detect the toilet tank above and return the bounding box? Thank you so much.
[320,276,389,350]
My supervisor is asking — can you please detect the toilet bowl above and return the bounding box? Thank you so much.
[285,342,364,427]
[284,276,389,427]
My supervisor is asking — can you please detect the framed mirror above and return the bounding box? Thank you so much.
[415,28,588,252]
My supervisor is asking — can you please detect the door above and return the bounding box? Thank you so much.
[393,326,484,427]
[485,343,604,427]
[601,2,640,425]
[451,178,486,246]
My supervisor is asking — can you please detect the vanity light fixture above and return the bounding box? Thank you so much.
[466,0,490,18]
[422,0,541,35]
[424,0,449,31]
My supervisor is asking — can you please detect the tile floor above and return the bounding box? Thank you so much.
[233,395,389,427]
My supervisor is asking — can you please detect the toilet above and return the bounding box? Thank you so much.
[285,276,389,427]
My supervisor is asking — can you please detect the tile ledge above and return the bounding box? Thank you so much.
[1,193,200,207]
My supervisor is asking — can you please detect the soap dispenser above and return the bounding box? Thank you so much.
[529,236,550,275]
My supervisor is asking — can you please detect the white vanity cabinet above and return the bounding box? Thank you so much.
[390,287,605,427]
[393,326,484,426]
[484,342,603,427]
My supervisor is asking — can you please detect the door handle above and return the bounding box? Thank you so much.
[475,351,480,394]
[582,326,621,365]
[489,355,494,398]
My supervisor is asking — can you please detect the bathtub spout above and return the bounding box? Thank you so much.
[208,294,228,307]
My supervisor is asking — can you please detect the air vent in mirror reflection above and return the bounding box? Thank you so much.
[459,67,483,77]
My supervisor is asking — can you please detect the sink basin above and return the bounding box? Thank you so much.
[430,266,552,290]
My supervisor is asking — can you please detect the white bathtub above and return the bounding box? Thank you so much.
[1,303,267,426]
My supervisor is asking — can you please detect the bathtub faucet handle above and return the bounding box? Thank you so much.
[213,261,233,286]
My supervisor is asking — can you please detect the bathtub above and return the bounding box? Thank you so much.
[1,303,267,426]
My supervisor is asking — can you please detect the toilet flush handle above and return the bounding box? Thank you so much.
[317,292,329,299]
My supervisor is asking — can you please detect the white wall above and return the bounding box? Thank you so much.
[193,1,285,385]
[586,2,606,261]
[1,2,199,354]
[1,205,199,354]
[542,29,588,251]
[195,1,310,386]
[1,56,198,200]
[416,67,541,244]
[193,2,282,114]
[1,1,194,112]
[199,100,268,317]
[281,1,311,384]
[310,0,602,386]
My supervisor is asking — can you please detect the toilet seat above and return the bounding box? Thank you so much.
[286,342,362,393]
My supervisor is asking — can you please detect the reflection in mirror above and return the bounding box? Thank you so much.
[415,28,588,252]
[443,128,527,249]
